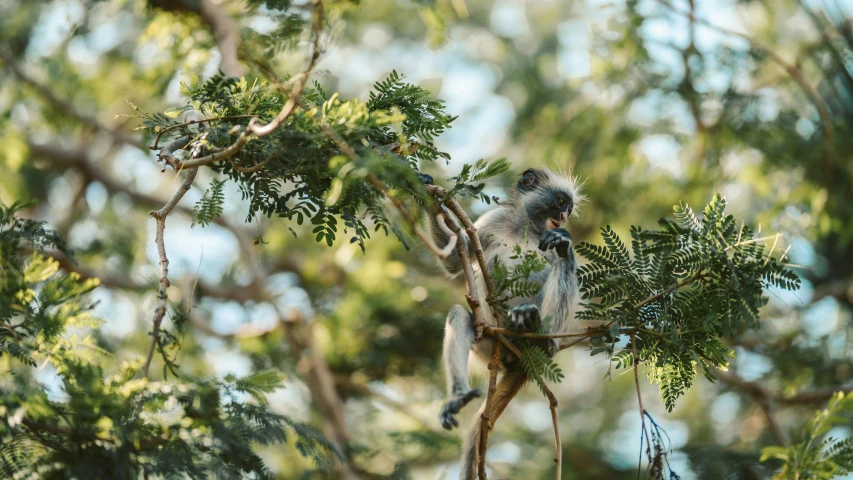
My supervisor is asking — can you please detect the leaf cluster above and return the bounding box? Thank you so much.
[0,205,338,478]
[761,391,853,480]
[192,178,225,227]
[575,194,801,411]
[146,70,456,252]
[491,243,549,302]
[444,157,510,205]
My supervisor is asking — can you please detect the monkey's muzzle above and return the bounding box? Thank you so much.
[545,212,568,230]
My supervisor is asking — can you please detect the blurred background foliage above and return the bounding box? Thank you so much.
[0,0,851,478]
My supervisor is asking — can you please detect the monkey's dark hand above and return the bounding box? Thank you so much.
[440,389,482,430]
[546,339,558,358]
[417,172,434,185]
[538,228,572,259]
[510,304,541,332]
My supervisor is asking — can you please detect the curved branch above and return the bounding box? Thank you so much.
[151,2,325,172]
[427,213,458,259]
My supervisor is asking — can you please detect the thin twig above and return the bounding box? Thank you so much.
[151,115,255,149]
[631,334,651,468]
[478,342,502,480]
[228,151,279,173]
[142,167,199,379]
[541,383,562,480]
[558,271,707,352]
[633,271,705,311]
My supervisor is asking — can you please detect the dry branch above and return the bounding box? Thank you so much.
[541,383,562,480]
[478,342,502,479]
[142,167,199,378]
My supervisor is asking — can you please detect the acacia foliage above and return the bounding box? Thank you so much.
[575,194,801,411]
[761,391,853,480]
[0,202,338,479]
[142,70,458,252]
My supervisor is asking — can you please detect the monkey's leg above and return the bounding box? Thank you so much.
[510,304,560,356]
[458,368,527,480]
[509,304,542,331]
[440,305,485,430]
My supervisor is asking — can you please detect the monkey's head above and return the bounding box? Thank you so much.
[512,168,583,234]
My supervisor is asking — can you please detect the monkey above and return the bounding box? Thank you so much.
[426,167,585,479]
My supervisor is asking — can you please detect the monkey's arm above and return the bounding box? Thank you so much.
[538,228,580,337]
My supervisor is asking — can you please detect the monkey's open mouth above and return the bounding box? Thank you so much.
[545,217,563,230]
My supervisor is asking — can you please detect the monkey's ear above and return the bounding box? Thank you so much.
[517,169,537,191]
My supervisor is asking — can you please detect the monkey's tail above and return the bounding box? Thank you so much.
[459,368,527,480]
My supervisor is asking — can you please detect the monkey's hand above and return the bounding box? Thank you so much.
[440,389,482,430]
[510,304,541,331]
[538,228,572,259]
[417,172,434,185]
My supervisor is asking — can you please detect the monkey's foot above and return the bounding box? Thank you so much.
[538,227,572,259]
[440,389,482,430]
[417,172,434,185]
[546,339,558,357]
[510,304,541,331]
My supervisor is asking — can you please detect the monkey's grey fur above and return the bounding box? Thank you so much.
[428,168,585,479]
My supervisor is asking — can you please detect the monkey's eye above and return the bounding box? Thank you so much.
[557,194,567,206]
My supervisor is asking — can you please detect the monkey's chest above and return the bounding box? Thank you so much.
[474,254,552,327]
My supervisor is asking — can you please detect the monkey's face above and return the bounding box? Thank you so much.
[516,169,574,234]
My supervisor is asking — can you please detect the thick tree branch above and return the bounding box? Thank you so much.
[812,277,853,305]
[478,342,502,480]
[29,138,264,275]
[279,310,361,479]
[198,0,245,77]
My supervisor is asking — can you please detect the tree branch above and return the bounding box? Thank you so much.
[142,167,199,379]
[0,50,143,149]
[198,0,245,77]
[716,370,853,407]
[541,382,562,480]
[478,342,502,480]
[153,2,324,171]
